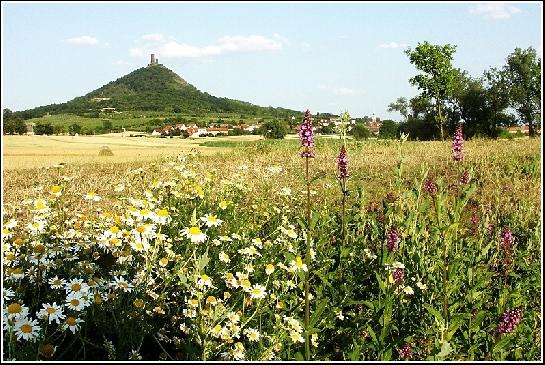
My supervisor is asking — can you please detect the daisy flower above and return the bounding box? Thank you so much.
[183,226,207,243]
[5,303,29,320]
[265,264,275,275]
[65,278,89,295]
[154,209,171,225]
[200,214,223,228]
[3,288,15,300]
[32,199,50,213]
[14,316,41,342]
[219,251,230,263]
[249,284,267,299]
[4,219,17,229]
[290,256,308,272]
[197,274,213,288]
[27,220,46,235]
[218,200,229,210]
[113,184,125,193]
[49,185,63,197]
[49,276,66,289]
[84,192,101,202]
[244,328,260,342]
[111,276,133,293]
[130,239,150,252]
[290,331,305,343]
[282,227,298,239]
[37,302,66,324]
[65,293,89,311]
[63,316,84,334]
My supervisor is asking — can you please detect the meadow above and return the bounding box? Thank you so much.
[1,133,541,361]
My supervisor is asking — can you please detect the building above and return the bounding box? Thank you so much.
[148,54,160,66]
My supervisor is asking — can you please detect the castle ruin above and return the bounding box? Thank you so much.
[148,54,159,66]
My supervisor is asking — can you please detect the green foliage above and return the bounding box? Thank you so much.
[350,124,371,140]
[68,123,82,136]
[261,119,288,139]
[3,109,27,135]
[34,122,54,135]
[387,97,409,122]
[379,120,398,139]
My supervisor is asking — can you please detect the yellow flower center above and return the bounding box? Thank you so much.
[71,283,82,292]
[41,344,55,357]
[21,324,33,333]
[159,258,169,267]
[35,200,45,210]
[53,279,61,286]
[5,253,15,261]
[7,303,22,314]
[66,317,76,326]
[33,244,46,254]
[157,209,169,217]
[119,282,128,289]
[189,227,201,236]
[252,288,262,296]
[140,209,150,216]
[136,225,146,233]
[110,226,119,234]
[207,216,217,222]
[70,299,80,307]
[46,307,56,314]
[295,257,303,268]
[51,185,62,193]
[12,268,22,275]
[134,242,144,250]
[134,299,144,308]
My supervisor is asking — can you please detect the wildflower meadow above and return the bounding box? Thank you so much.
[2,113,541,361]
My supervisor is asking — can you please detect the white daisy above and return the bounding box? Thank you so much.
[249,284,267,299]
[49,276,66,289]
[111,276,133,293]
[65,292,89,311]
[65,278,89,295]
[200,214,223,228]
[5,303,29,320]
[84,192,101,202]
[154,209,171,225]
[183,226,207,243]
[244,328,260,342]
[219,251,230,263]
[37,302,66,324]
[63,316,84,334]
[14,316,41,342]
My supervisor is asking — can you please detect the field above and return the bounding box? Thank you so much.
[2,134,542,361]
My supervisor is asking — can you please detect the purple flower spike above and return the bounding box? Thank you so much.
[393,268,404,284]
[399,343,412,360]
[459,170,470,185]
[337,145,349,179]
[299,110,315,158]
[497,308,523,334]
[452,126,464,162]
[386,227,400,252]
[424,177,438,194]
[500,226,514,250]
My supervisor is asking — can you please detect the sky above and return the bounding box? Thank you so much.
[1,1,542,120]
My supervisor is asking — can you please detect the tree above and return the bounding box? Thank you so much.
[379,120,398,139]
[102,119,113,133]
[34,122,54,135]
[261,120,287,139]
[502,47,541,137]
[68,123,82,136]
[482,67,511,137]
[350,124,371,140]
[405,41,457,140]
[387,97,409,122]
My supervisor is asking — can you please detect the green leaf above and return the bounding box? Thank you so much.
[190,208,197,226]
[309,300,328,328]
[294,352,305,361]
[424,304,444,326]
[437,341,452,359]
[493,334,514,353]
[197,249,209,272]
[367,325,379,347]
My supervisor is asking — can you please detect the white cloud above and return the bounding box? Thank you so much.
[116,60,132,66]
[379,42,408,49]
[65,35,99,46]
[129,34,286,59]
[468,3,521,20]
[319,84,360,96]
[141,33,165,42]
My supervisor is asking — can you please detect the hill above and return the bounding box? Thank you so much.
[14,63,299,119]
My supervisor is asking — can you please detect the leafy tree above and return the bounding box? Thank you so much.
[482,67,511,136]
[405,41,457,140]
[54,125,67,135]
[502,47,541,137]
[387,97,409,122]
[68,123,82,136]
[34,122,54,135]
[102,119,113,133]
[379,120,398,139]
[261,120,287,139]
[350,124,371,140]
[318,124,336,135]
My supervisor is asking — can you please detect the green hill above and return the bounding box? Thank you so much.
[15,63,299,119]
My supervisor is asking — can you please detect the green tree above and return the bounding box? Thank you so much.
[502,47,541,137]
[34,122,54,135]
[68,123,82,136]
[261,120,287,139]
[482,67,511,137]
[379,120,398,139]
[405,41,457,140]
[102,119,113,133]
[387,97,409,122]
[350,124,371,140]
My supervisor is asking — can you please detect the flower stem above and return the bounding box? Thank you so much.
[304,154,311,361]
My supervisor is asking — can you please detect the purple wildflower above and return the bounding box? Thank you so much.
[471,214,478,225]
[386,227,400,252]
[337,145,349,179]
[459,170,470,185]
[424,177,438,194]
[497,308,523,334]
[393,268,404,285]
[500,226,514,250]
[452,126,464,162]
[399,343,412,360]
[487,224,495,235]
[299,110,315,158]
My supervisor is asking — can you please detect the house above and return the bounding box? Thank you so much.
[366,121,382,135]
[205,127,229,136]
[101,107,116,113]
[506,125,530,134]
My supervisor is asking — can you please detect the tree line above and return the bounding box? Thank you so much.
[388,44,541,140]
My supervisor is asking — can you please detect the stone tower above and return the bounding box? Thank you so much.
[148,54,159,66]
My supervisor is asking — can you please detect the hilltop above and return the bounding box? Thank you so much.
[15,61,299,119]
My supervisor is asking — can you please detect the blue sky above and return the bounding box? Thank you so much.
[1,1,542,120]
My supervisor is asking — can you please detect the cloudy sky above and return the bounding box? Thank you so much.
[1,1,542,120]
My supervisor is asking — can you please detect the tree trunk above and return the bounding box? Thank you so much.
[437,101,444,140]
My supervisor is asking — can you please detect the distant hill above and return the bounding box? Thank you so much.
[15,63,299,119]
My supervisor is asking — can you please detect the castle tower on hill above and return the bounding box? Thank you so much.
[148,54,159,66]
